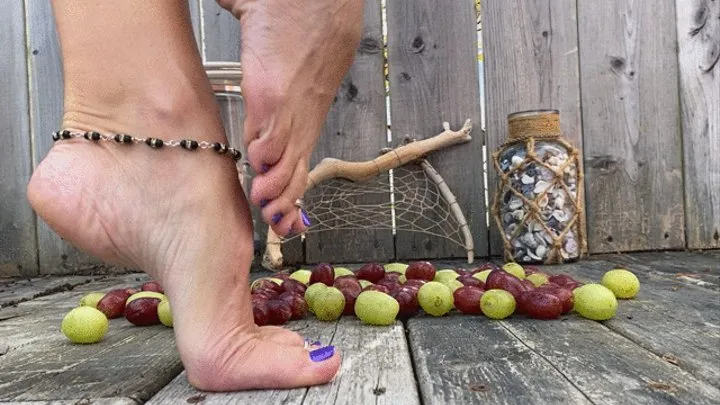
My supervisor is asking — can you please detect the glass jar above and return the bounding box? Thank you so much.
[491,110,584,264]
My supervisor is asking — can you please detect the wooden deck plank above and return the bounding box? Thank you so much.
[407,315,593,405]
[0,275,104,309]
[598,251,720,290]
[500,317,720,404]
[1,399,137,405]
[145,318,336,405]
[536,260,720,388]
[148,317,420,405]
[0,274,184,403]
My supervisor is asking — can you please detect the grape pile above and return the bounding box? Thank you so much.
[251,262,638,326]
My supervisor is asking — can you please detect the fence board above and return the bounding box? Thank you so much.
[25,1,101,275]
[578,0,685,253]
[482,0,584,257]
[387,0,486,261]
[304,0,392,265]
[0,3,38,278]
[200,0,240,63]
[677,0,720,249]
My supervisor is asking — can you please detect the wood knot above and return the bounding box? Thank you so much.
[411,36,425,53]
[358,36,382,54]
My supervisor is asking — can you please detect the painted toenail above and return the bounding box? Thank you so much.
[301,210,312,227]
[272,213,284,224]
[304,338,322,349]
[309,345,335,362]
[260,199,269,208]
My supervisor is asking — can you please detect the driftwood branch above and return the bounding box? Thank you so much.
[262,119,474,270]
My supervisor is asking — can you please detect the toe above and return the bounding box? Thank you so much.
[256,159,310,236]
[260,326,305,346]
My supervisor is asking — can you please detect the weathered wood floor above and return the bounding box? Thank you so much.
[1,251,718,405]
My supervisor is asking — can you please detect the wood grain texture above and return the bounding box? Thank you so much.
[578,0,685,253]
[302,318,420,405]
[146,318,336,405]
[501,316,720,404]
[149,317,420,405]
[599,251,720,290]
[25,0,101,275]
[1,399,137,405]
[200,0,240,62]
[387,0,487,260]
[0,274,181,403]
[0,275,104,309]
[0,2,37,278]
[482,0,584,257]
[535,259,720,388]
[304,0,393,265]
[677,0,720,249]
[407,316,593,405]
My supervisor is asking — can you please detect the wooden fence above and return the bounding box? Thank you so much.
[1,0,718,277]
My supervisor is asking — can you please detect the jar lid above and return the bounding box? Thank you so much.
[204,61,242,94]
[507,109,561,142]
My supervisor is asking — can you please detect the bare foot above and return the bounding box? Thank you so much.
[218,0,364,237]
[30,0,340,391]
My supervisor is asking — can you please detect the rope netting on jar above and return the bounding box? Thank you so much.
[262,120,476,270]
[491,117,586,265]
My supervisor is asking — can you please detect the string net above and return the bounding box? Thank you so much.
[278,162,469,252]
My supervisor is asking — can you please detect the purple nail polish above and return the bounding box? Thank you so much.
[301,210,312,227]
[260,199,269,208]
[272,213,284,224]
[260,164,270,173]
[304,338,322,347]
[287,225,295,237]
[309,346,335,362]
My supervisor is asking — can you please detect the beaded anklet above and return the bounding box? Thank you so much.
[52,129,242,161]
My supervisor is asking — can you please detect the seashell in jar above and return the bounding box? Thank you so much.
[521,174,535,184]
[521,232,538,249]
[505,223,518,237]
[552,210,568,222]
[536,245,547,258]
[527,250,542,261]
[538,194,549,208]
[534,181,551,194]
[512,209,526,221]
[554,195,565,209]
[535,232,548,246]
[547,156,560,167]
[511,155,524,167]
[503,212,514,224]
[508,197,523,210]
[565,237,578,256]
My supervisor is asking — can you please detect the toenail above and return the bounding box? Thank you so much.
[304,338,322,349]
[260,199,269,208]
[301,210,312,227]
[272,213,284,224]
[309,345,335,362]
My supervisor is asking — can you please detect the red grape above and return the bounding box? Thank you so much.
[548,274,581,290]
[403,279,427,288]
[391,287,420,318]
[141,281,164,293]
[453,286,484,314]
[455,269,474,277]
[523,266,542,275]
[253,288,279,300]
[363,284,391,294]
[376,276,402,292]
[334,277,363,315]
[406,261,436,281]
[282,278,307,295]
[272,272,291,281]
[457,275,484,289]
[266,299,293,325]
[252,301,269,326]
[251,279,283,295]
[471,262,501,273]
[537,283,574,314]
[486,270,531,301]
[356,263,385,283]
[279,292,308,320]
[310,263,335,286]
[521,290,563,320]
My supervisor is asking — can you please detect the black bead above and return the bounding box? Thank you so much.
[83,132,91,140]
[114,134,123,142]
[61,130,72,139]
[212,142,228,154]
[180,139,199,150]
[52,131,60,141]
[145,137,163,148]
[91,132,101,141]
[230,149,242,161]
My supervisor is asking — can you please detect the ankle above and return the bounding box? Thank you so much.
[62,76,225,144]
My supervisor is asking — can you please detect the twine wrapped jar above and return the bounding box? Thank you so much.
[491,110,585,264]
